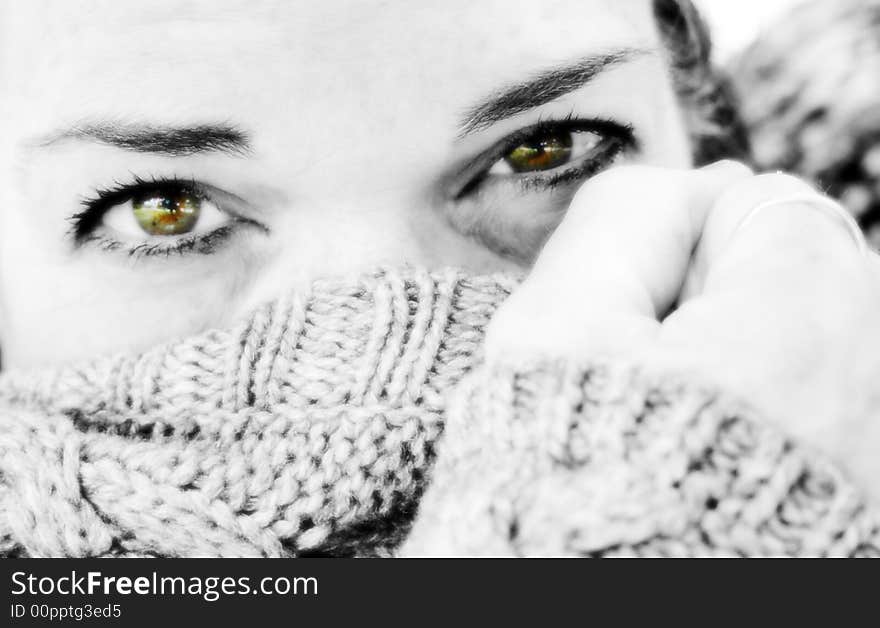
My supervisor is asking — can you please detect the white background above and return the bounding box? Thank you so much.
[696,0,805,62]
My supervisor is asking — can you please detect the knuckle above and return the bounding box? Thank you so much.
[748,172,817,195]
[705,159,755,177]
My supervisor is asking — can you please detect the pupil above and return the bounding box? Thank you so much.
[132,191,201,236]
[505,131,573,173]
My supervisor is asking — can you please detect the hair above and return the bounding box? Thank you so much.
[730,0,880,247]
[653,0,752,165]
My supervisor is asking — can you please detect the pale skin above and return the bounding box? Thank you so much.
[1,2,879,498]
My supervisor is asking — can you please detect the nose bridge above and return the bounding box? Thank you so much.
[226,193,434,323]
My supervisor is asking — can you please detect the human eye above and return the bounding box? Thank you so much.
[445,117,637,262]
[488,119,627,178]
[69,176,264,258]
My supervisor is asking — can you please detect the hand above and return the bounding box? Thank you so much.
[486,161,880,501]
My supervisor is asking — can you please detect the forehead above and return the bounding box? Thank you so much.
[8,0,656,53]
[2,0,660,125]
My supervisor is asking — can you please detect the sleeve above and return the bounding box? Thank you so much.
[399,360,880,557]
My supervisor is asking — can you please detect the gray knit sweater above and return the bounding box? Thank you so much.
[0,268,877,557]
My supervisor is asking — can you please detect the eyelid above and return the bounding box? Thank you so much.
[446,116,636,200]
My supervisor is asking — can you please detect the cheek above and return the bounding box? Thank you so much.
[0,251,253,368]
[0,186,259,366]
[408,206,527,274]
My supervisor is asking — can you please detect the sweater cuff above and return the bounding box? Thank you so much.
[400,360,880,557]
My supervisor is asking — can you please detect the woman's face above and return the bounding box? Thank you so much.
[0,0,692,367]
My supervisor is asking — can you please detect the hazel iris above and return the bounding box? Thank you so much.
[504,131,573,173]
[132,192,201,236]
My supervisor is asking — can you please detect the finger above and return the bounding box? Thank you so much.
[667,173,874,376]
[659,173,875,393]
[692,173,871,299]
[485,161,753,362]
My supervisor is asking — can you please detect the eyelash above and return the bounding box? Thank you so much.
[69,175,251,258]
[79,226,237,258]
[455,115,636,198]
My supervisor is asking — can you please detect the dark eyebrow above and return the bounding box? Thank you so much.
[458,48,650,137]
[36,121,251,157]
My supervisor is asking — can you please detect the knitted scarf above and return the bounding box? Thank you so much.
[1,267,878,557]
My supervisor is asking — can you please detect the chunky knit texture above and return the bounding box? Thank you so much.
[0,267,878,557]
